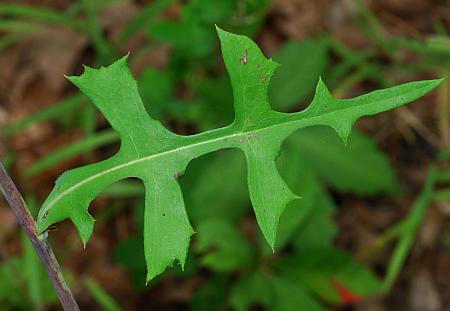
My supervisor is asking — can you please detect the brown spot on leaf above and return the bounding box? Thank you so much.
[240,48,249,65]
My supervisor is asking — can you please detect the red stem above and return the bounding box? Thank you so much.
[0,162,80,311]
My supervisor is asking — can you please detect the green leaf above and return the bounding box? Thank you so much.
[195,218,255,272]
[293,126,398,195]
[274,146,323,250]
[113,235,147,289]
[182,0,236,24]
[301,76,442,144]
[147,21,216,58]
[37,27,442,282]
[270,39,329,110]
[193,76,235,130]
[191,275,229,311]
[292,191,337,251]
[229,273,272,311]
[278,248,381,304]
[270,276,325,311]
[183,150,249,224]
[138,68,175,117]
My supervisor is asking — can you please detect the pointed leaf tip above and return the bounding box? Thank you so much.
[215,24,228,35]
[145,256,184,283]
[336,124,353,146]
[116,53,130,65]
[315,77,332,99]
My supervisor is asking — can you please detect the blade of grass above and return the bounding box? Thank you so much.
[438,148,450,161]
[0,33,24,51]
[432,189,450,201]
[81,104,97,137]
[0,20,45,32]
[437,170,450,183]
[352,0,391,51]
[118,0,177,44]
[23,232,44,309]
[83,277,124,311]
[332,69,369,98]
[393,37,450,59]
[99,181,145,198]
[26,130,119,177]
[437,72,450,147]
[0,243,30,305]
[356,222,406,261]
[433,20,448,36]
[4,94,85,136]
[381,166,437,292]
[80,0,116,63]
[0,4,83,30]
[1,153,15,169]
[23,197,45,310]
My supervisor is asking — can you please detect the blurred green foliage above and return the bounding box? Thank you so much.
[0,198,57,310]
[1,0,448,310]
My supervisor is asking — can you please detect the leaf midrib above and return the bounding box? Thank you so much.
[39,115,306,220]
[40,80,432,224]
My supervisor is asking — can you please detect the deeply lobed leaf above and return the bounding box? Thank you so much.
[37,26,442,282]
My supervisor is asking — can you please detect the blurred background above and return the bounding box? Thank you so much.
[0,0,450,310]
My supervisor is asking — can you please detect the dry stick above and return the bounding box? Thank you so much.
[0,162,80,311]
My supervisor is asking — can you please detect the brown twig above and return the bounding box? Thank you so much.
[0,162,80,311]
